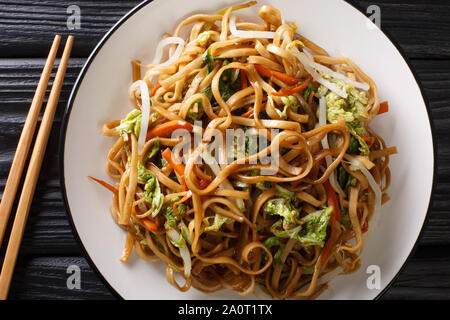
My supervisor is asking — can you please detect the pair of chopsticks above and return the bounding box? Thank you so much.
[0,35,74,299]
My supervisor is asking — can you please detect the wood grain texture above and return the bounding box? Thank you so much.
[0,0,448,300]
[354,0,450,59]
[8,256,115,299]
[7,246,450,300]
[0,0,449,58]
[0,0,141,58]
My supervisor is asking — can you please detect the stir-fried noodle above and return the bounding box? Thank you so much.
[93,2,397,299]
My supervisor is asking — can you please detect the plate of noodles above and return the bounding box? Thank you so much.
[60,0,434,299]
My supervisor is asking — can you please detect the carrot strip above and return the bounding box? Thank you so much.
[272,76,311,96]
[290,180,301,187]
[161,148,188,191]
[321,180,341,263]
[325,180,341,222]
[150,83,161,97]
[361,220,368,234]
[361,134,375,146]
[198,178,211,189]
[254,64,301,86]
[146,120,193,140]
[378,101,388,115]
[253,64,272,78]
[240,69,248,89]
[88,176,118,195]
[240,108,254,118]
[142,218,158,232]
[161,148,185,177]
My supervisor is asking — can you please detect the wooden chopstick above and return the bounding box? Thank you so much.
[0,35,61,248]
[0,35,74,300]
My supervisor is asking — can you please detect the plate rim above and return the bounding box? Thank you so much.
[58,0,437,300]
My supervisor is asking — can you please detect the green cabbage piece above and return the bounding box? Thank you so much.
[244,127,258,157]
[347,135,360,155]
[263,184,299,229]
[219,61,239,101]
[146,137,160,160]
[347,124,370,156]
[168,230,186,248]
[326,91,356,123]
[303,83,314,101]
[256,181,272,191]
[280,95,299,113]
[270,220,302,239]
[263,198,299,230]
[269,95,299,120]
[134,225,147,246]
[187,100,205,121]
[275,184,296,202]
[203,214,233,232]
[270,207,332,246]
[318,82,371,156]
[162,196,187,230]
[296,207,333,246]
[197,31,212,45]
[337,165,357,191]
[137,162,164,215]
[203,47,214,74]
[116,109,142,140]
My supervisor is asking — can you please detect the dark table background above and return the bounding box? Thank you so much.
[0,0,449,300]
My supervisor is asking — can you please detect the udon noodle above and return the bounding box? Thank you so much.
[94,2,397,299]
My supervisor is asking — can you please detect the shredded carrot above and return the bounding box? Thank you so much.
[198,178,211,189]
[378,101,389,115]
[290,180,302,187]
[161,148,188,191]
[240,69,248,89]
[146,120,193,140]
[361,220,369,234]
[161,148,185,177]
[272,76,311,96]
[160,163,173,176]
[141,218,158,232]
[325,180,341,222]
[88,176,118,195]
[361,134,375,146]
[193,166,213,189]
[254,64,301,86]
[240,108,254,118]
[150,83,161,97]
[321,180,341,263]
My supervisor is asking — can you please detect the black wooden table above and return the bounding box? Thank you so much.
[0,0,449,300]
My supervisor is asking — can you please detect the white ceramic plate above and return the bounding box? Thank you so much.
[60,0,434,300]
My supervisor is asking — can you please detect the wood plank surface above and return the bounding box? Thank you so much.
[0,1,449,58]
